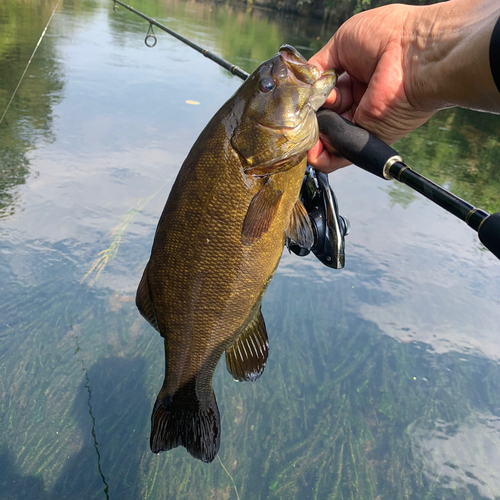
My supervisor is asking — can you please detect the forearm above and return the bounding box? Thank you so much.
[407,0,500,113]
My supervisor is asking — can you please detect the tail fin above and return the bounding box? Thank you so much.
[150,394,220,463]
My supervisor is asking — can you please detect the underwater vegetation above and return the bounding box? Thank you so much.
[2,268,500,499]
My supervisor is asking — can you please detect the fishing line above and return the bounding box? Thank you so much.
[70,314,110,500]
[217,455,241,500]
[0,0,61,127]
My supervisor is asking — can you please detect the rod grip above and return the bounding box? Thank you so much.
[317,109,399,179]
[478,213,500,260]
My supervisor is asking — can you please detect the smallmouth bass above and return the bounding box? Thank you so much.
[136,45,336,462]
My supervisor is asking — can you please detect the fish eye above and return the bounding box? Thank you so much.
[259,77,276,93]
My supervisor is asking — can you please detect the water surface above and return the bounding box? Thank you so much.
[1,1,500,499]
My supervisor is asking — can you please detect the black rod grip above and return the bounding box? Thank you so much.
[317,109,399,179]
[478,213,500,260]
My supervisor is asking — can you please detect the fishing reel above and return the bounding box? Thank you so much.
[287,165,350,269]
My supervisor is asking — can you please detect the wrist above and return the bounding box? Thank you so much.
[406,0,500,113]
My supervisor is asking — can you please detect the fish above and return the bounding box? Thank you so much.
[136,45,336,463]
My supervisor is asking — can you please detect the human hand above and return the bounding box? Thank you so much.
[308,0,500,173]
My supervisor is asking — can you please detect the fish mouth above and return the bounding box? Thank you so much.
[277,44,337,111]
[278,44,336,85]
[279,44,308,64]
[278,44,321,84]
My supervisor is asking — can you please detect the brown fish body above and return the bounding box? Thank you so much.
[136,46,336,462]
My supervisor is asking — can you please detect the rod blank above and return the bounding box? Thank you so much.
[113,0,249,80]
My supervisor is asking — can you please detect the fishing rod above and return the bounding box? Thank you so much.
[113,0,248,79]
[111,0,349,269]
[111,0,500,263]
[317,110,500,260]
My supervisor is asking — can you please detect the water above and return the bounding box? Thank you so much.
[1,0,500,498]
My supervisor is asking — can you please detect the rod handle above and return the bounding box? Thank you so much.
[316,109,500,262]
[478,213,500,260]
[316,109,398,179]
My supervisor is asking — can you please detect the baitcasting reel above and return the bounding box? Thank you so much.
[287,165,350,269]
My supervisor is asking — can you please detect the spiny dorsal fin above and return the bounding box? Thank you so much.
[225,309,269,382]
[286,198,314,250]
[241,182,283,246]
[136,264,160,332]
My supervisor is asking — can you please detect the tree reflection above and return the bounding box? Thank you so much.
[0,0,64,218]
[395,109,500,215]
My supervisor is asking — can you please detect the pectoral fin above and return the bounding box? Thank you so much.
[136,264,160,332]
[225,308,269,382]
[286,199,314,250]
[241,182,283,245]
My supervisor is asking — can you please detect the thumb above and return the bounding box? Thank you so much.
[308,36,344,75]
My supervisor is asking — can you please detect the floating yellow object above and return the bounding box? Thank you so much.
[185,100,200,105]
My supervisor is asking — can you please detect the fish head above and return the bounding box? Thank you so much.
[231,45,337,172]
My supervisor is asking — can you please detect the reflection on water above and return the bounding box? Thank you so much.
[1,0,499,498]
[0,0,64,218]
[410,412,500,499]
[397,108,500,214]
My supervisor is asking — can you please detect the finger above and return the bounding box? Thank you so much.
[320,73,358,115]
[351,78,368,111]
[320,87,339,110]
[308,37,345,75]
[307,140,351,173]
[307,139,324,162]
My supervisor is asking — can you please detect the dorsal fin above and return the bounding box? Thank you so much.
[286,198,314,250]
[241,181,283,246]
[225,308,269,382]
[135,264,160,332]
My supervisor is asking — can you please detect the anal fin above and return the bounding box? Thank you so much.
[136,264,160,332]
[225,308,269,382]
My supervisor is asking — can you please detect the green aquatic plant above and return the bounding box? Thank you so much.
[4,211,500,499]
[81,182,168,286]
